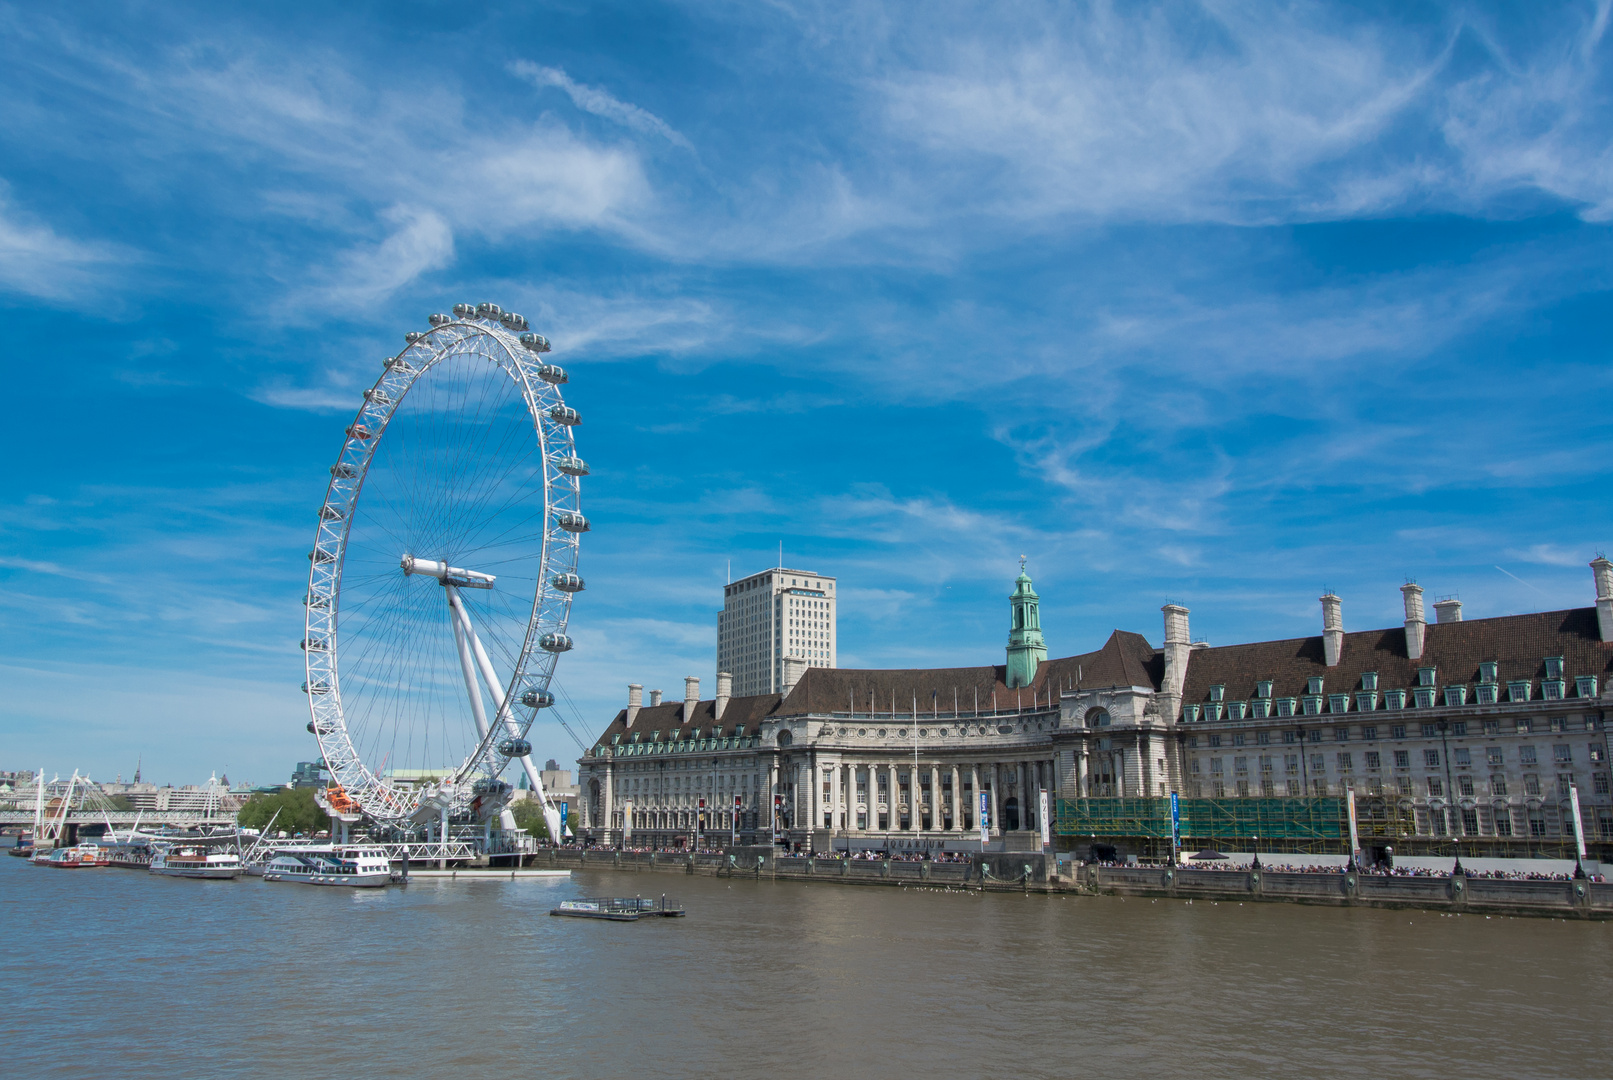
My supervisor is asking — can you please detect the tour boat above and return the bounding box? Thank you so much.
[261,845,392,888]
[33,844,108,868]
[148,845,243,879]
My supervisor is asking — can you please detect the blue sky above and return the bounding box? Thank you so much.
[2,2,1612,786]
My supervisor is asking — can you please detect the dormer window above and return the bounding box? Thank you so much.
[1209,684,1226,703]
[1356,691,1378,712]
[1545,656,1564,680]
[1328,694,1350,714]
[1475,684,1498,705]
[1256,681,1273,699]
[733,725,746,737]
[1577,676,1598,698]
[1444,686,1467,707]
[1384,689,1406,710]
[1307,677,1324,695]
[1183,704,1201,723]
[1251,699,1271,719]
[1418,667,1437,687]
[1276,697,1297,718]
[1479,662,1498,684]
[1361,672,1378,691]
[1507,680,1532,703]
[1542,679,1565,701]
[1302,695,1323,716]
[1227,701,1247,721]
[611,734,622,745]
[1413,687,1437,708]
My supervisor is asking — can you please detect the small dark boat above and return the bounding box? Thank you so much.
[550,895,685,921]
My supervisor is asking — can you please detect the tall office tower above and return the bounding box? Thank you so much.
[717,566,837,697]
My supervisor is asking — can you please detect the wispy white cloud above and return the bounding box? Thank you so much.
[0,186,125,300]
[509,60,694,151]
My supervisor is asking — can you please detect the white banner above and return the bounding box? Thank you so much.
[1038,788,1051,850]
[978,791,990,845]
[623,801,632,843]
[1345,783,1361,864]
[1569,784,1587,861]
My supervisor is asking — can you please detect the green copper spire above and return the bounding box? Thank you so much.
[1006,556,1046,689]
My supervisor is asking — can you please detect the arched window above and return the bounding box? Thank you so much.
[1085,708,1111,728]
[777,730,793,747]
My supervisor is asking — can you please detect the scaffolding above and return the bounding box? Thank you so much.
[1056,797,1349,842]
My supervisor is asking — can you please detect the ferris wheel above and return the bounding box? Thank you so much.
[301,303,585,840]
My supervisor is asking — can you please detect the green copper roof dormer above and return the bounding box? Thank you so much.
[1006,557,1046,688]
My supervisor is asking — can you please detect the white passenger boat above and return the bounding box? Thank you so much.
[261,845,392,888]
[149,845,243,880]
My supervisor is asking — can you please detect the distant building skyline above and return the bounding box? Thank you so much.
[718,566,838,697]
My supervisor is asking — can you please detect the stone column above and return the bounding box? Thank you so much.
[968,765,980,832]
[950,765,962,831]
[1077,748,1088,798]
[808,759,820,832]
[1016,761,1029,831]
[991,762,1003,836]
[930,764,941,832]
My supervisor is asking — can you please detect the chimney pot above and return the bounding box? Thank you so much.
[715,672,733,721]
[1433,598,1463,623]
[1320,594,1344,667]
[683,676,700,725]
[1593,558,1613,643]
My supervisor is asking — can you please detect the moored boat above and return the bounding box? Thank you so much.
[149,845,242,879]
[261,845,391,888]
[550,896,685,920]
[34,844,107,868]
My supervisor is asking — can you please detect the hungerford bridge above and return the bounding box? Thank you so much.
[0,771,239,843]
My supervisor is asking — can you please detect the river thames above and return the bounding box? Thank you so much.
[3,851,1609,1079]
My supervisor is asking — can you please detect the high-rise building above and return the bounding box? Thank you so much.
[718,566,837,696]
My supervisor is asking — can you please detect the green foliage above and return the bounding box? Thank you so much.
[105,795,133,811]
[238,787,330,835]
[509,798,550,840]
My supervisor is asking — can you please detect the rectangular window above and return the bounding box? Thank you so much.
[1232,733,1246,747]
[1256,680,1273,698]
[1285,754,1299,775]
[1524,775,1541,797]
[1577,676,1599,698]
[1558,773,1574,797]
[1600,810,1613,840]
[1259,755,1273,774]
[1262,780,1275,797]
[1303,696,1323,716]
[1394,750,1410,768]
[1329,694,1350,714]
[1309,730,1323,743]
[1361,671,1379,691]
[1308,677,1325,695]
[1508,680,1532,702]
[1444,686,1467,707]
[1209,684,1225,702]
[1286,780,1301,797]
[1421,723,1438,738]
[1491,774,1508,796]
[1362,725,1378,741]
[1597,773,1611,796]
[1191,758,1201,775]
[1251,700,1270,719]
[1337,752,1353,773]
[1457,776,1474,797]
[1236,779,1250,797]
[1310,753,1325,773]
[1209,734,1222,748]
[1277,698,1296,718]
[1452,721,1467,736]
[1283,730,1297,744]
[1461,806,1479,835]
[1397,776,1413,796]
[1210,758,1224,775]
[1593,744,1608,764]
[1517,718,1533,733]
[1476,684,1498,705]
[1392,724,1407,740]
[1334,727,1349,741]
[1551,717,1565,733]
[1256,731,1270,745]
[1454,747,1471,766]
[1418,667,1437,687]
[1213,781,1226,798]
[1543,680,1565,701]
[1187,735,1198,748]
[1365,751,1380,769]
[1384,689,1406,710]
[1479,661,1498,684]
[1520,746,1537,765]
[1528,807,1546,837]
[1414,688,1437,708]
[1494,808,1512,836]
[1311,779,1327,796]
[1427,776,1443,797]
[1553,744,1572,764]
[1424,749,1440,768]
[1234,756,1248,775]
[1545,656,1564,680]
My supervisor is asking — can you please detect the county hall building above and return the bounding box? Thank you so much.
[576,560,1613,860]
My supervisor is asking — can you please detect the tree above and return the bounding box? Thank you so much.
[238,787,329,835]
[509,798,550,840]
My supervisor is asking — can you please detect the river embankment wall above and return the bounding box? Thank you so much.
[522,848,1612,919]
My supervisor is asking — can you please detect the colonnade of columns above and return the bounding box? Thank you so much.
[800,757,1059,835]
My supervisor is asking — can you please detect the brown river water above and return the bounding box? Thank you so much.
[2,851,1608,1079]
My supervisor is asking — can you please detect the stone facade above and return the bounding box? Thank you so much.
[579,564,1613,854]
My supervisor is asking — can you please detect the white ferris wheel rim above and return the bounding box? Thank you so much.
[302,307,583,825]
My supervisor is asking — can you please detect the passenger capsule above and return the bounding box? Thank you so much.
[521,689,555,708]
[307,719,334,734]
[548,405,581,426]
[308,548,335,564]
[475,302,502,320]
[404,331,424,344]
[304,593,330,608]
[556,455,590,477]
[319,505,344,521]
[538,633,574,653]
[363,388,391,404]
[331,463,358,478]
[428,313,451,327]
[383,356,414,373]
[556,511,590,533]
[302,681,330,695]
[453,302,476,318]
[500,311,529,331]
[300,638,329,651]
[519,332,551,354]
[346,425,373,440]
[537,363,568,385]
[498,738,532,758]
[551,572,585,593]
[471,777,512,798]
